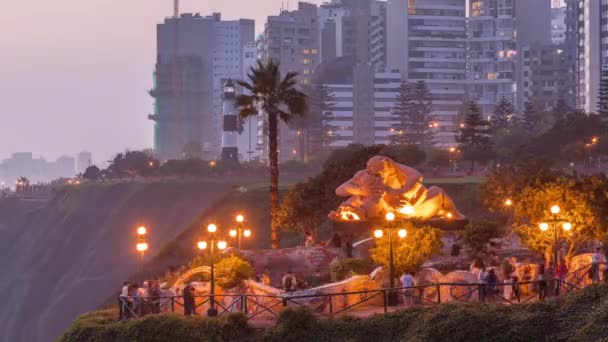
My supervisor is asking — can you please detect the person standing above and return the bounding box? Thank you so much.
[345,234,354,258]
[546,262,556,297]
[478,267,488,303]
[400,271,416,306]
[592,248,602,283]
[282,271,296,292]
[311,270,321,288]
[183,283,196,316]
[538,264,548,301]
[119,281,129,320]
[485,268,498,302]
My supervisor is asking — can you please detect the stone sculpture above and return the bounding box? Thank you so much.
[329,156,465,221]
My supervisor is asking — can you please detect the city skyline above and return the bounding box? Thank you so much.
[0,0,319,162]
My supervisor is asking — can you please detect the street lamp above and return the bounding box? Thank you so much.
[136,226,149,274]
[449,147,457,173]
[197,223,228,317]
[539,205,572,270]
[374,212,407,305]
[229,214,251,249]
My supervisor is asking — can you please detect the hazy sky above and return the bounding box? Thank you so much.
[0,0,320,164]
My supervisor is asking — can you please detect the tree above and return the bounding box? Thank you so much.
[598,67,608,124]
[106,150,158,178]
[457,100,492,170]
[370,224,443,275]
[410,81,434,147]
[213,255,254,290]
[181,141,203,160]
[552,94,571,125]
[490,97,512,133]
[513,178,608,262]
[519,101,543,135]
[82,165,101,181]
[461,219,503,257]
[390,82,414,145]
[235,60,308,249]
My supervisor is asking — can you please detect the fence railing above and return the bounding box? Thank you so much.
[118,264,596,320]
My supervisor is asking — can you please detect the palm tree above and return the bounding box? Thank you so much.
[235,60,308,249]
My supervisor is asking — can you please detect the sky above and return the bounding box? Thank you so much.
[0,0,320,164]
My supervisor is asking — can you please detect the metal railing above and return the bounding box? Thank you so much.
[118,264,597,320]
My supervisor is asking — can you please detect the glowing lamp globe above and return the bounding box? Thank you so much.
[550,205,561,215]
[563,222,572,231]
[229,229,237,237]
[374,229,384,239]
[207,224,217,233]
[217,241,228,250]
[446,212,453,220]
[197,241,207,250]
[243,229,252,237]
[398,229,407,238]
[236,214,245,223]
[385,212,396,221]
[540,223,549,231]
[504,199,512,206]
[137,226,147,235]
[136,242,149,252]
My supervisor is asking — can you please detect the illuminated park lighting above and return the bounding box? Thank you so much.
[197,241,207,250]
[137,226,147,235]
[563,222,572,231]
[136,242,149,252]
[374,229,384,238]
[540,222,549,231]
[398,229,407,238]
[243,229,252,237]
[229,229,237,237]
[236,214,245,223]
[551,205,561,215]
[217,241,227,250]
[207,224,217,233]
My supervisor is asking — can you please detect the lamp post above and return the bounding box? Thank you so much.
[229,214,252,249]
[449,147,457,173]
[136,226,149,275]
[374,212,408,305]
[197,223,228,317]
[539,205,572,269]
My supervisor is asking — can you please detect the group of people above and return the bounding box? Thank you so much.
[118,280,162,319]
[279,270,323,291]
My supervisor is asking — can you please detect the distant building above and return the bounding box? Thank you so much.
[150,13,254,160]
[238,41,261,162]
[263,2,320,161]
[468,0,551,115]
[313,57,402,147]
[551,5,567,45]
[76,151,92,174]
[518,44,572,110]
[565,0,601,113]
[388,0,467,147]
[0,153,76,184]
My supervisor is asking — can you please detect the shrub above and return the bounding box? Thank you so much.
[329,258,376,282]
[214,255,254,290]
[461,219,503,257]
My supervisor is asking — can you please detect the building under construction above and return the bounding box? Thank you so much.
[149,12,254,161]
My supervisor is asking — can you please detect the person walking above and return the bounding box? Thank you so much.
[183,283,196,316]
[556,259,569,295]
[538,264,548,301]
[400,271,416,306]
[485,268,498,302]
[478,266,488,303]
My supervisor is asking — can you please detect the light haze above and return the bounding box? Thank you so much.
[0,0,316,163]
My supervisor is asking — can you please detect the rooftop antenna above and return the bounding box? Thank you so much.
[174,0,179,18]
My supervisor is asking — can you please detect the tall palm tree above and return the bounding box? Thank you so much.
[236,60,308,249]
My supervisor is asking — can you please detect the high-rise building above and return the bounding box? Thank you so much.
[387,0,467,147]
[565,0,601,113]
[468,0,551,115]
[150,13,254,160]
[319,0,387,67]
[75,151,92,174]
[264,2,320,161]
[518,44,572,110]
[313,57,402,147]
[551,5,567,45]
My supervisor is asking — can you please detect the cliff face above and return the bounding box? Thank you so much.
[0,181,234,342]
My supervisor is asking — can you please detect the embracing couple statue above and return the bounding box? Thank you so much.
[329,156,464,222]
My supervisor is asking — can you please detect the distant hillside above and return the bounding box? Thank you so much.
[0,181,236,342]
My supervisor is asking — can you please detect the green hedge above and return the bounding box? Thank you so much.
[58,309,252,342]
[329,258,376,282]
[62,285,608,342]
